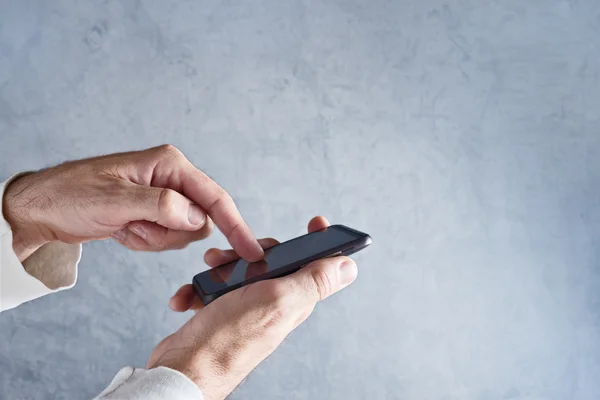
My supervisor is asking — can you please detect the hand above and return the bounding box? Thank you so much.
[147,216,359,400]
[2,145,263,262]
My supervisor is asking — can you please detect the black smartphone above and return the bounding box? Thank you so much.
[193,224,371,305]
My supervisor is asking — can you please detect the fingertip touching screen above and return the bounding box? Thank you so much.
[197,226,361,294]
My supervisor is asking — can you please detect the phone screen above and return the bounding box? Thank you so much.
[196,226,361,294]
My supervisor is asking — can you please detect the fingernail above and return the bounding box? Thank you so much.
[129,225,147,240]
[111,229,127,242]
[339,260,358,286]
[188,204,206,226]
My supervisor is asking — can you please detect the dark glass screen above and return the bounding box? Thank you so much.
[197,226,359,294]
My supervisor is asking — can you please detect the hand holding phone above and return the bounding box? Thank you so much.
[193,223,371,304]
[150,217,368,400]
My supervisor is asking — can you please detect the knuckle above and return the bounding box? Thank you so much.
[209,189,231,213]
[156,144,184,160]
[157,189,178,220]
[157,144,179,154]
[311,269,333,301]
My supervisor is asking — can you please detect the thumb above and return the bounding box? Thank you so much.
[280,256,358,307]
[127,184,207,231]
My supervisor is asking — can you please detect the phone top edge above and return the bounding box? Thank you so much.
[203,225,369,271]
[330,224,370,239]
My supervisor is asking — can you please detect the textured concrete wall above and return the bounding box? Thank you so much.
[1,1,599,399]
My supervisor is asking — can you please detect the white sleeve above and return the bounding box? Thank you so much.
[0,175,82,312]
[94,367,204,400]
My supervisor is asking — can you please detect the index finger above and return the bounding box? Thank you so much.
[181,164,264,262]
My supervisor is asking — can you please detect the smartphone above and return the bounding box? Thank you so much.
[193,224,371,305]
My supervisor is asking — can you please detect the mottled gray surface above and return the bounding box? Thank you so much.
[1,0,599,399]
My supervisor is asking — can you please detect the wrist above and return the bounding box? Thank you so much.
[151,351,233,400]
[2,173,52,261]
[176,365,231,400]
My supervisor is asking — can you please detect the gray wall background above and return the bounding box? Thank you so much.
[1,1,599,399]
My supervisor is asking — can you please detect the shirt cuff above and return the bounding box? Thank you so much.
[0,174,82,312]
[95,367,204,400]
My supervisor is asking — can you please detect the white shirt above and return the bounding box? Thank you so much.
[0,176,204,400]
